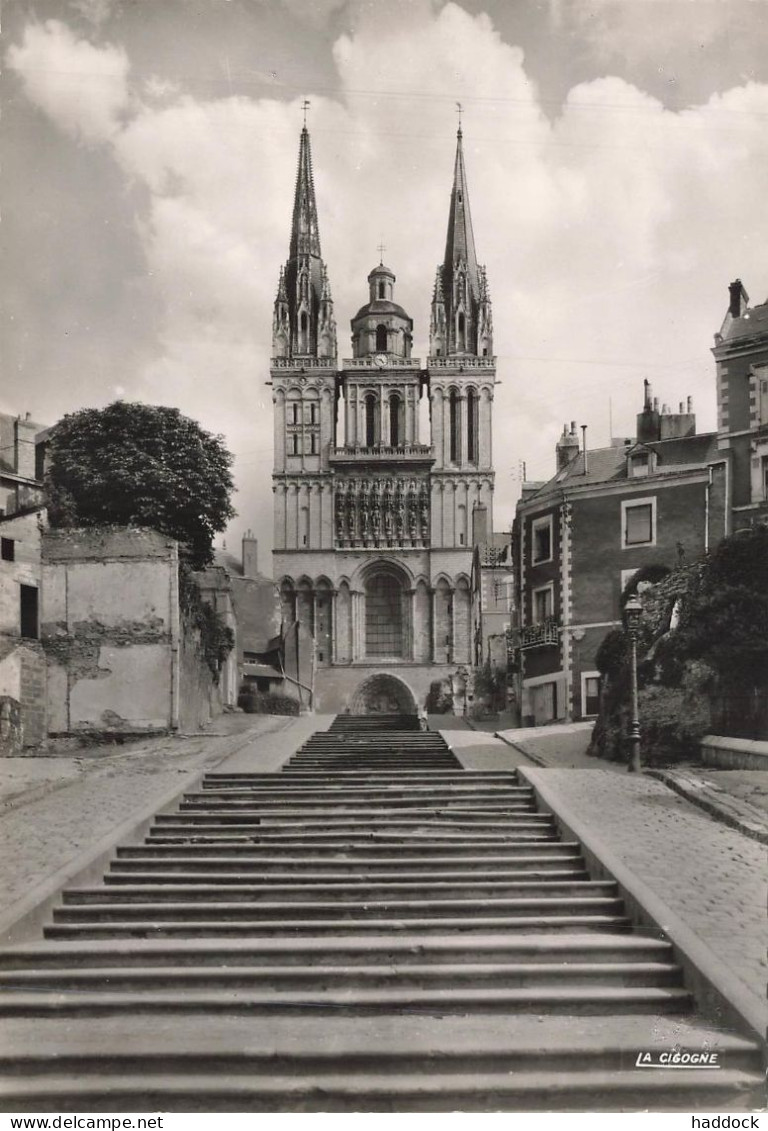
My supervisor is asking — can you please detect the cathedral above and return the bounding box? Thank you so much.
[271,123,496,714]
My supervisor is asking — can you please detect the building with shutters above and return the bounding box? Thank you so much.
[270,124,497,714]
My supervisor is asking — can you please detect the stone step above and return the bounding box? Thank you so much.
[205,772,519,783]
[116,843,584,860]
[0,960,684,993]
[3,1067,760,1113]
[104,866,589,884]
[44,913,633,939]
[143,830,559,845]
[0,984,693,1018]
[152,818,549,836]
[148,817,558,832]
[171,803,540,819]
[0,932,674,969]
[51,895,626,922]
[181,795,537,810]
[192,787,533,801]
[63,879,618,904]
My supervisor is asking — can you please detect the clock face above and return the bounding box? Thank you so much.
[374,353,387,367]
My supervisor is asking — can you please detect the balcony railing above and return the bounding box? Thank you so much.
[427,356,496,369]
[329,443,434,463]
[512,619,561,650]
[271,357,336,369]
[342,357,421,370]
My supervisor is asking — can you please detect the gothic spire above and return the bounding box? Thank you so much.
[442,126,479,302]
[289,125,322,262]
[430,127,492,358]
[273,124,336,360]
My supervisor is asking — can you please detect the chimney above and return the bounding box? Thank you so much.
[687,396,693,413]
[556,422,580,471]
[13,415,37,480]
[581,425,588,475]
[728,279,749,319]
[637,382,661,444]
[242,531,259,579]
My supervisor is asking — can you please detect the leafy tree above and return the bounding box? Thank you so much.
[45,402,235,568]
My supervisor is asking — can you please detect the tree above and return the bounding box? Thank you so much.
[45,401,235,568]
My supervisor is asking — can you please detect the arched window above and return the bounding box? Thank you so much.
[449,390,459,463]
[299,311,309,353]
[457,311,466,351]
[378,282,386,299]
[389,394,401,447]
[365,568,405,658]
[365,394,376,447]
[467,390,478,464]
[375,324,388,352]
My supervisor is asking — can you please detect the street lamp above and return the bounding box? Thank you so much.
[624,595,643,774]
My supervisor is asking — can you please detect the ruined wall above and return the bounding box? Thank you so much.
[178,610,220,732]
[41,528,179,735]
[0,510,45,752]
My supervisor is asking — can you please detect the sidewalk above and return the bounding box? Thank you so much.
[522,767,767,1041]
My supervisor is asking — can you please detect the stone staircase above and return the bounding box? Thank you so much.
[0,716,763,1111]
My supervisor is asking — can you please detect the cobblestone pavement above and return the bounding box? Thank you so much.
[0,715,311,917]
[524,768,768,1031]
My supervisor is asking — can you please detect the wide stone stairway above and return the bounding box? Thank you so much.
[0,715,763,1111]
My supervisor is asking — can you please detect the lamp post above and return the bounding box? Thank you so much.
[624,595,643,774]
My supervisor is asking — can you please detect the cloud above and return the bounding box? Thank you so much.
[6,19,129,143]
[5,1,768,546]
[70,0,114,28]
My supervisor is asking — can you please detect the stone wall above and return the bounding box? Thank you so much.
[0,510,45,752]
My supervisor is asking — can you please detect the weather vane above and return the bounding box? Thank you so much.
[302,99,311,127]
[456,101,463,132]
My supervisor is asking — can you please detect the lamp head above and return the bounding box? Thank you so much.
[624,594,643,633]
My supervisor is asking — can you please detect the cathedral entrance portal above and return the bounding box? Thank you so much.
[350,674,418,717]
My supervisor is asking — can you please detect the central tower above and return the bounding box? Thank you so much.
[271,125,496,714]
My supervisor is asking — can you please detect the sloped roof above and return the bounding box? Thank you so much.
[722,297,768,343]
[524,430,718,505]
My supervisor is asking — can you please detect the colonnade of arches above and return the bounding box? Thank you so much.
[279,564,472,667]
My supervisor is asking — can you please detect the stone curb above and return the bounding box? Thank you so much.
[646,769,768,845]
[493,732,551,768]
[0,716,295,947]
[517,765,767,1051]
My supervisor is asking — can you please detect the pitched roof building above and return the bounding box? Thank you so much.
[512,388,727,725]
[712,278,768,529]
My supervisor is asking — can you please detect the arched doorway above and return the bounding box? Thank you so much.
[350,673,418,717]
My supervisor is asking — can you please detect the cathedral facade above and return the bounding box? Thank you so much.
[271,125,496,714]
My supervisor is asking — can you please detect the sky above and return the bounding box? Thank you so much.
[3,0,768,562]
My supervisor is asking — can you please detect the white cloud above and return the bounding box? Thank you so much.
[6,19,130,144]
[6,2,768,544]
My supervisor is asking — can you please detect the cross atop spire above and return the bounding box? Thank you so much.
[456,101,463,135]
[302,99,310,127]
[377,240,386,265]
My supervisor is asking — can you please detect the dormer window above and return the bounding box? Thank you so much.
[629,452,651,477]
